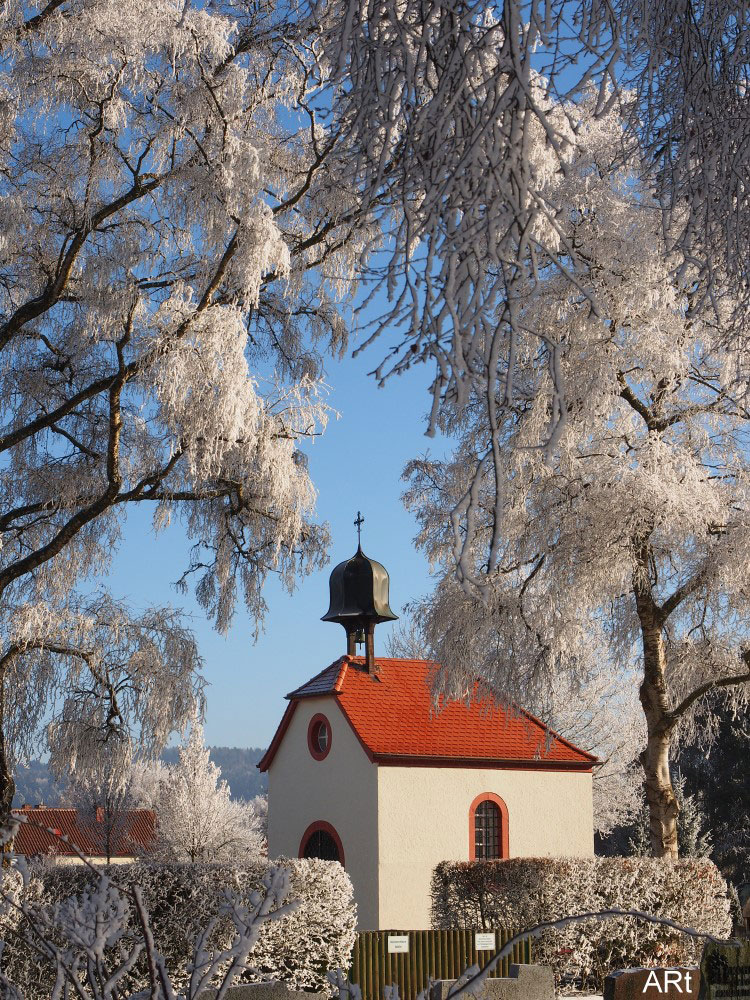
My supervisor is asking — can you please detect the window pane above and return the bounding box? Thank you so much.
[474,801,500,859]
[303,829,340,862]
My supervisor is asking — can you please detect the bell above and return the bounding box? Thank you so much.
[321,544,398,671]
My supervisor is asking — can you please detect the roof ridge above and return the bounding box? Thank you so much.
[348,656,438,665]
[285,654,348,699]
[333,657,350,692]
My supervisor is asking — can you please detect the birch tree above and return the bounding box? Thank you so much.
[0,0,380,819]
[314,0,750,564]
[403,100,750,859]
[0,595,204,822]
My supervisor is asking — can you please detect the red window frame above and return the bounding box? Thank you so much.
[307,713,332,761]
[469,792,509,860]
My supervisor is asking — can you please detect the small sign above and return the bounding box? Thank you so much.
[475,933,496,952]
[388,935,409,954]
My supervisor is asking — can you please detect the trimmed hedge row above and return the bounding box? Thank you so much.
[6,858,355,997]
[431,857,733,991]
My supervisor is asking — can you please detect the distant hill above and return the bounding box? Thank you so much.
[12,747,268,808]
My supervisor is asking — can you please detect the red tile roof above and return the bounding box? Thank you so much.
[259,656,597,771]
[11,807,156,858]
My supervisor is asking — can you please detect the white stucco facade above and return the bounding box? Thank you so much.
[266,696,380,928]
[376,764,594,929]
[265,698,594,931]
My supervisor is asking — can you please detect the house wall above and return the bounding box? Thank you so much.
[376,765,594,929]
[266,697,380,928]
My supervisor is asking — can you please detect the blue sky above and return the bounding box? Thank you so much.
[103,340,452,751]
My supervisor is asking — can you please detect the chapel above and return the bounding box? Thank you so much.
[258,529,596,930]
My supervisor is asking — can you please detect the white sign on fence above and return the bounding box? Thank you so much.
[475,933,496,952]
[388,935,410,954]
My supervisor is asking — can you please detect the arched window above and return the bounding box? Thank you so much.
[299,821,345,865]
[469,793,509,860]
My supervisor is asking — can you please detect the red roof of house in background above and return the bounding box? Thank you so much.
[258,656,597,771]
[10,807,156,858]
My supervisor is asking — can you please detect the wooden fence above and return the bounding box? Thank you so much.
[349,928,533,1000]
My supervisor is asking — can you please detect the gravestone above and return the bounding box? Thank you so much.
[604,967,700,1000]
[430,963,554,1000]
[699,941,750,1000]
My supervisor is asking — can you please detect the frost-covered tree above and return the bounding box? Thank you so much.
[147,724,265,863]
[384,616,432,661]
[250,793,269,846]
[0,594,204,822]
[128,758,169,812]
[673,771,713,860]
[316,0,750,559]
[0,0,387,820]
[403,100,750,859]
[675,694,750,886]
[537,665,644,838]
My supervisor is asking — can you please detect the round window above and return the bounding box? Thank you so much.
[307,713,332,760]
[314,721,328,753]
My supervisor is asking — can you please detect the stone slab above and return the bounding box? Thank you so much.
[431,963,554,1000]
[699,940,750,1000]
[604,967,700,1000]
[197,984,326,1000]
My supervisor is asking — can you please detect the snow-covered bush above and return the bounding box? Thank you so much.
[431,857,732,991]
[7,858,355,996]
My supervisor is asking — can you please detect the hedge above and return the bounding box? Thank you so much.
[431,857,733,991]
[4,857,356,997]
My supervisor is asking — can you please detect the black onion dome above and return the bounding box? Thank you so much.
[321,546,398,628]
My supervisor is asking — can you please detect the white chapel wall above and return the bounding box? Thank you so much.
[376,765,594,929]
[266,696,380,928]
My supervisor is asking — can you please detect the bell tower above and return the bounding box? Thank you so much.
[321,512,399,672]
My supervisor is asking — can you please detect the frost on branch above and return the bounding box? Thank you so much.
[402,95,750,856]
[0,0,382,819]
[316,0,750,452]
[0,0,383,632]
[530,665,644,836]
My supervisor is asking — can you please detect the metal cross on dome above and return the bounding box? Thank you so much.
[354,511,364,545]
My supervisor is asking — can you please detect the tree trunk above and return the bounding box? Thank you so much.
[634,567,680,859]
[638,719,679,859]
[0,670,16,830]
